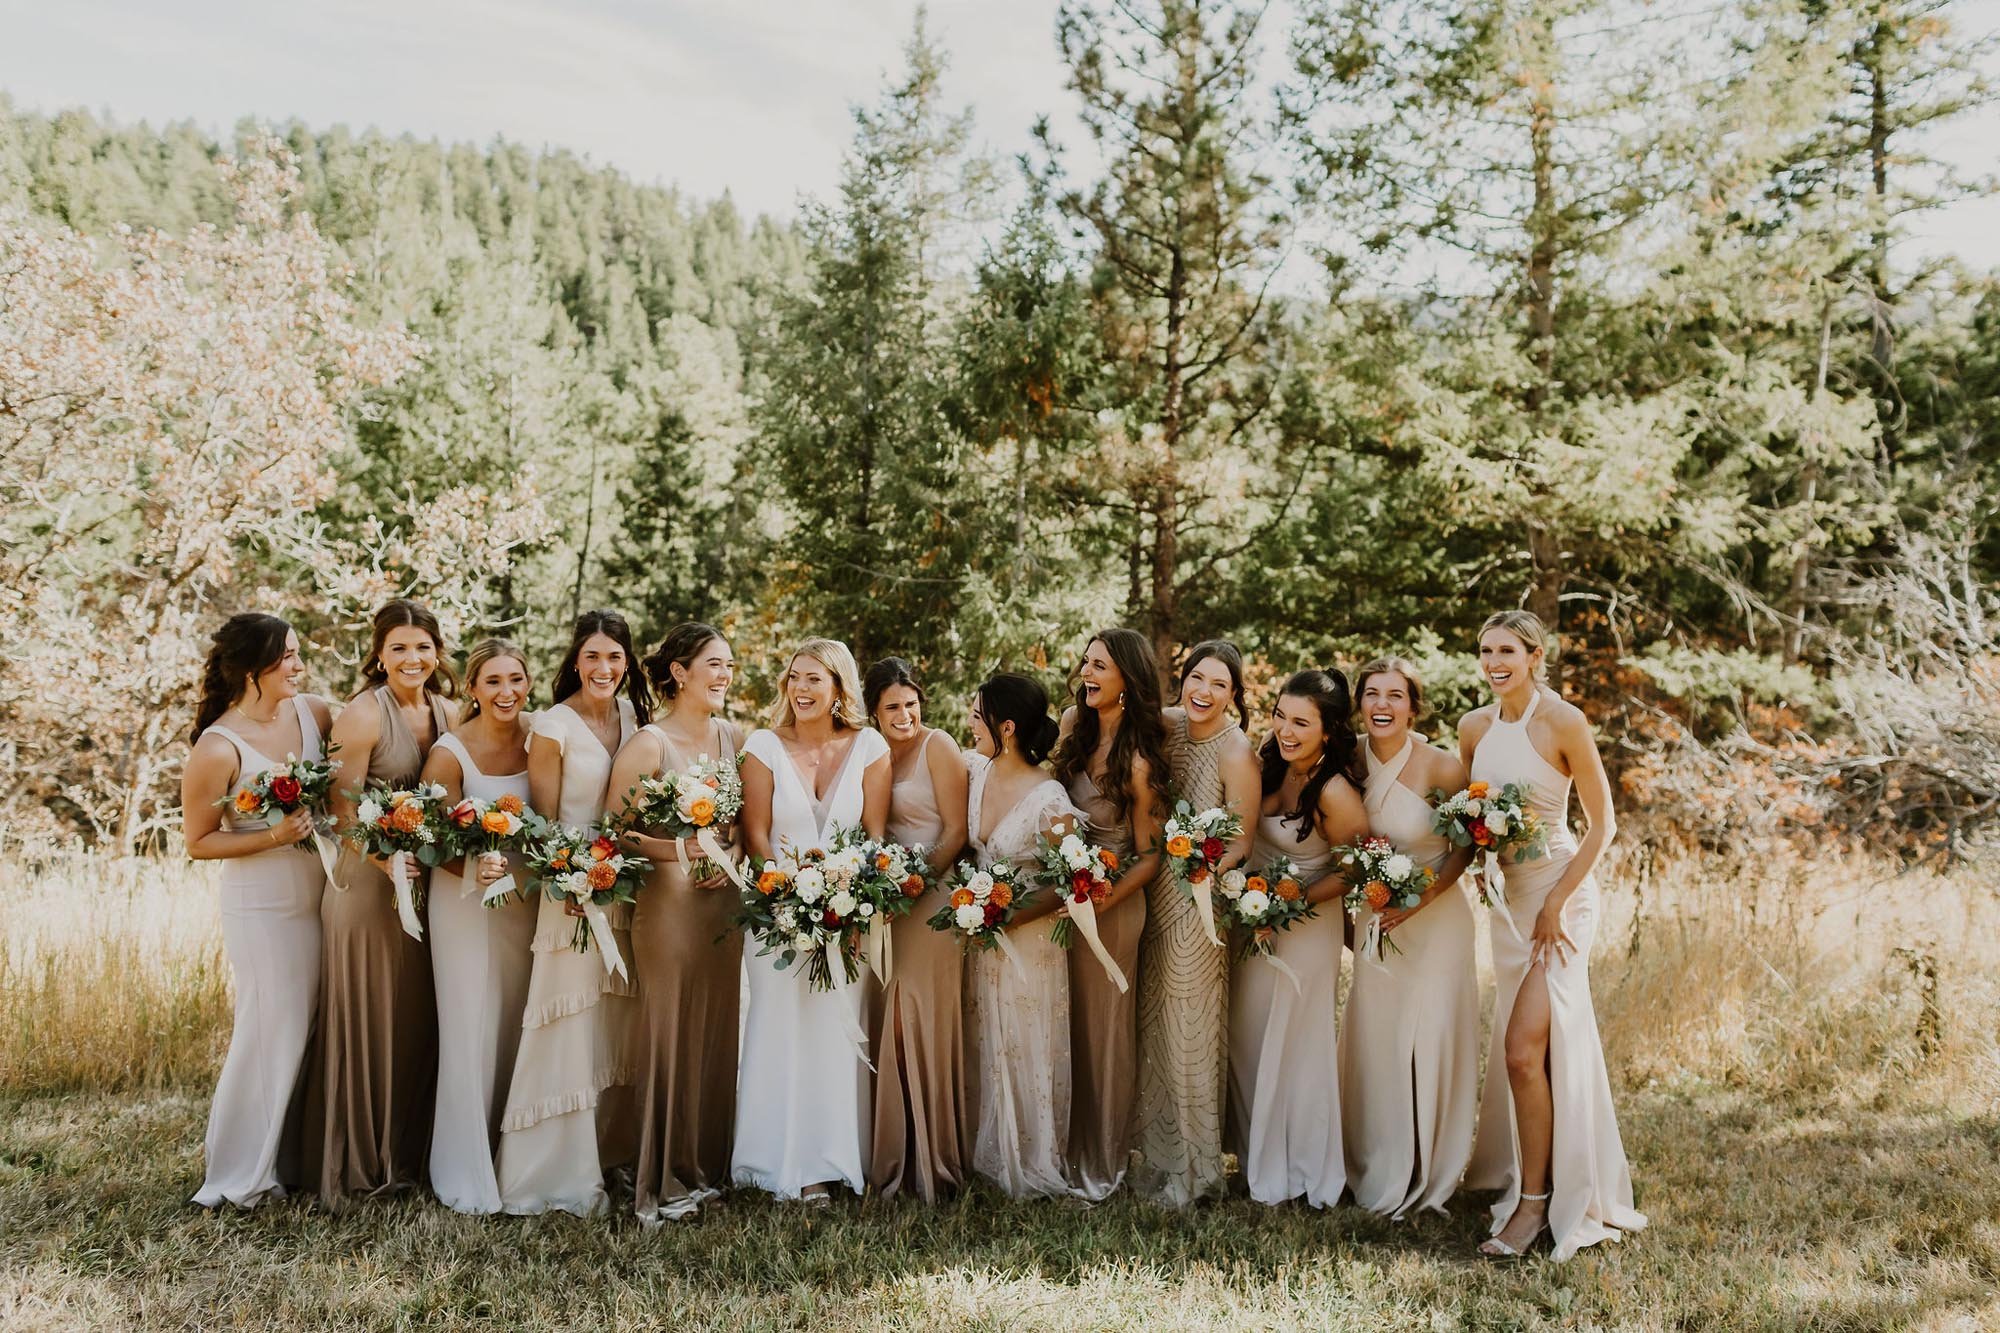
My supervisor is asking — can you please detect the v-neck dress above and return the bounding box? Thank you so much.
[730,724,889,1198]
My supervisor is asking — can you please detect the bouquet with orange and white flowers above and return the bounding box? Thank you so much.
[1162,800,1241,946]
[929,858,1038,977]
[523,823,649,978]
[1039,820,1128,993]
[1432,780,1546,929]
[221,750,342,881]
[736,828,888,993]
[349,781,452,939]
[1337,836,1436,962]
[616,752,745,886]
[1218,855,1316,990]
[436,791,536,905]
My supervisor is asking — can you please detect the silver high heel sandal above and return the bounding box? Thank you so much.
[1478,1191,1550,1258]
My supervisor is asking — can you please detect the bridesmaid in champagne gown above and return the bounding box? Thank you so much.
[607,623,745,1225]
[1339,658,1479,1218]
[962,674,1076,1198]
[732,639,893,1200]
[497,611,649,1216]
[863,657,972,1201]
[183,615,335,1207]
[1229,669,1370,1207]
[1461,612,1645,1260]
[1134,642,1258,1208]
[422,640,538,1214]
[1051,628,1172,1202]
[310,599,453,1204]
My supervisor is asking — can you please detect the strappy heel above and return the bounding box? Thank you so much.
[1478,1191,1550,1258]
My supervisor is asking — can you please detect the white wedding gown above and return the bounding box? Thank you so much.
[963,754,1077,1198]
[730,725,890,1198]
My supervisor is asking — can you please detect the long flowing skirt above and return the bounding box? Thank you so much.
[966,922,1071,1198]
[730,946,871,1198]
[1129,872,1227,1207]
[1228,909,1344,1207]
[1066,889,1145,1201]
[867,888,971,1201]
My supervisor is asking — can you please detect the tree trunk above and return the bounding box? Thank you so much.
[1523,63,1563,674]
[1151,237,1187,667]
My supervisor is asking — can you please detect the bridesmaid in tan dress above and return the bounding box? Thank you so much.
[863,657,971,1201]
[182,615,336,1207]
[1133,641,1257,1208]
[309,599,454,1205]
[606,623,745,1225]
[1051,628,1172,1202]
[1338,657,1479,1218]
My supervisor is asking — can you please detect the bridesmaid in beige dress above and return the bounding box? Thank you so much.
[863,657,971,1201]
[606,623,744,1225]
[1461,611,1645,1260]
[1051,628,1172,1202]
[497,610,650,1216]
[1133,641,1257,1208]
[183,615,335,1207]
[421,639,538,1214]
[1338,657,1479,1218]
[310,598,454,1205]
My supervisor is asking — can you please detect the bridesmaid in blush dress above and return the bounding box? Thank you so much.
[1134,641,1257,1208]
[1461,611,1645,1260]
[863,657,972,1202]
[309,598,454,1205]
[421,639,537,1214]
[1229,669,1370,1208]
[606,623,745,1225]
[731,638,892,1202]
[1050,628,1173,1203]
[183,615,335,1208]
[1338,657,1479,1218]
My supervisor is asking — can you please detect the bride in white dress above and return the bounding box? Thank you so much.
[731,639,892,1201]
[962,673,1078,1198]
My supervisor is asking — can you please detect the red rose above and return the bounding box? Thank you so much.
[1201,836,1225,864]
[450,800,477,827]
[983,902,1004,927]
[269,775,302,806]
[590,836,618,861]
[1071,868,1093,893]
[822,909,839,927]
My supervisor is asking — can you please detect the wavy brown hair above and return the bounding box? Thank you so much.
[190,613,293,743]
[1052,627,1172,830]
[1177,638,1249,728]
[361,598,458,699]
[552,609,652,725]
[1259,668,1362,843]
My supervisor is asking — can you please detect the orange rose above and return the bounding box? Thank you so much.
[496,793,525,814]
[989,882,1014,908]
[1364,881,1391,910]
[587,861,618,891]
[233,789,262,814]
[550,848,572,870]
[590,836,617,861]
[950,887,975,909]
[1189,865,1209,884]
[1467,781,1489,799]
[481,810,512,835]
[1097,848,1120,872]
[389,801,425,833]
[687,796,717,827]
[1275,877,1301,901]
[1166,835,1193,859]
[901,874,925,899]
[756,869,785,896]
[1244,876,1268,896]
[874,851,894,871]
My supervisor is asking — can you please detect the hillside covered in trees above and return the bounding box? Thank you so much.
[2,0,1996,857]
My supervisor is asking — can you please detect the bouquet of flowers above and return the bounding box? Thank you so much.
[436,791,536,905]
[222,750,342,881]
[1038,820,1128,993]
[1338,836,1437,962]
[616,752,745,886]
[522,823,649,978]
[736,830,881,993]
[1432,781,1547,928]
[929,858,1038,978]
[1217,856,1316,990]
[1162,800,1241,946]
[348,781,453,939]
[847,833,929,980]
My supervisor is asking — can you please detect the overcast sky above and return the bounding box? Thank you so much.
[3,0,1995,269]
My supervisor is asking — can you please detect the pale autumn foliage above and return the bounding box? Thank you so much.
[0,139,551,845]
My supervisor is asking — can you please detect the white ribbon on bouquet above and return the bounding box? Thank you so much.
[823,941,876,1071]
[310,831,342,886]
[1189,876,1222,948]
[1481,851,1524,946]
[388,851,424,941]
[1357,912,1390,970]
[1062,894,1128,994]
[992,928,1029,984]
[576,896,628,981]
[1259,946,1303,995]
[680,831,751,893]
[477,852,519,905]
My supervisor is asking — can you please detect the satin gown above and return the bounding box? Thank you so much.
[1464,690,1647,1260]
[730,725,890,1198]
[1064,769,1145,1202]
[192,696,328,1208]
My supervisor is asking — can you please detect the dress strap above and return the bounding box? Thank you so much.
[1498,688,1543,728]
[291,696,323,761]
[1363,733,1418,815]
[204,723,259,770]
[435,730,477,776]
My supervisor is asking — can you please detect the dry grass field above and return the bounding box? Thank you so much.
[2,842,1996,1331]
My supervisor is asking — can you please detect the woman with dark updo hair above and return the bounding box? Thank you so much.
[962,672,1081,1197]
[308,598,455,1203]
[182,613,336,1208]
[1230,668,1369,1208]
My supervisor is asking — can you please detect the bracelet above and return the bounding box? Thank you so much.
[267,827,280,846]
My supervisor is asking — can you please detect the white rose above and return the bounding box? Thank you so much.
[955,903,986,931]
[358,798,383,825]
[859,902,874,917]
[1464,798,1484,817]
[1385,853,1414,881]
[966,871,995,900]
[791,931,819,954]
[1220,868,1248,898]
[1483,810,1509,834]
[828,889,858,918]
[794,867,826,902]
[1059,835,1090,870]
[564,871,591,900]
[1237,889,1271,920]
[775,907,797,932]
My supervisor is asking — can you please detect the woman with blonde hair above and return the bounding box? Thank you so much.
[731,638,892,1202]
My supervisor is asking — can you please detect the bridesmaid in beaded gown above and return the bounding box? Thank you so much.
[606,623,745,1225]
[421,639,538,1214]
[183,615,336,1208]
[863,657,972,1201]
[1132,641,1258,1208]
[1339,657,1479,1218]
[309,599,454,1204]
[1461,612,1645,1260]
[1229,669,1369,1208]
[1051,628,1172,1202]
